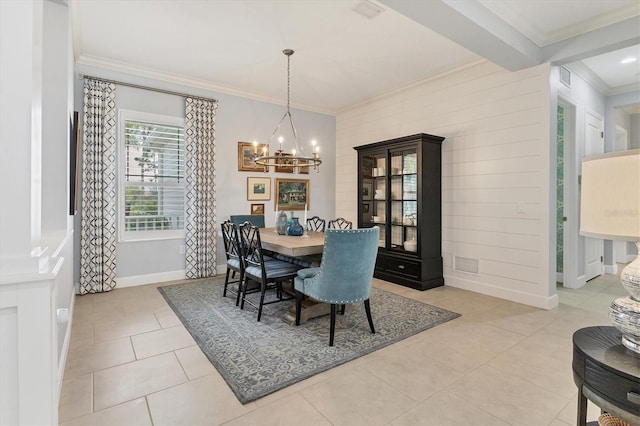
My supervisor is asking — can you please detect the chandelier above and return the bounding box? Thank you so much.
[253,49,321,173]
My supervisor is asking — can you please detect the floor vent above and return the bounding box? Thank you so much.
[454,256,479,274]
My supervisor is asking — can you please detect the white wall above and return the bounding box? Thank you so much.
[73,65,336,285]
[0,1,75,423]
[630,113,640,149]
[336,60,558,309]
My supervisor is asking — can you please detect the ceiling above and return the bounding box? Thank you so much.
[70,0,640,114]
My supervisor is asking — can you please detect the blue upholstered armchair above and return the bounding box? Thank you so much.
[294,227,380,346]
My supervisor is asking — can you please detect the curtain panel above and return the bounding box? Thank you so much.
[79,78,118,294]
[185,97,218,278]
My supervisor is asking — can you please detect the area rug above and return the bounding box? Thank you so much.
[158,278,460,404]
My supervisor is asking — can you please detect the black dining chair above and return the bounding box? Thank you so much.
[327,217,352,230]
[306,216,326,232]
[220,220,245,305]
[238,223,303,321]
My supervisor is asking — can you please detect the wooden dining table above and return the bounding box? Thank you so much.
[259,228,329,324]
[259,228,325,257]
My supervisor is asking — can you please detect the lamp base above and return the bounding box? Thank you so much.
[610,245,640,354]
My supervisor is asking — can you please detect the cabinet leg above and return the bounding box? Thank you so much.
[577,385,587,426]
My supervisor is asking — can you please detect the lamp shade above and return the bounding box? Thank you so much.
[580,149,640,241]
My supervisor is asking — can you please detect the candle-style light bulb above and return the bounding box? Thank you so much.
[252,140,258,153]
[278,136,284,151]
[292,149,296,156]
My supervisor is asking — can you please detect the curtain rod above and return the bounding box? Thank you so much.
[80,74,217,103]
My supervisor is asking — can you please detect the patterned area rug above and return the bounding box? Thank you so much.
[158,278,460,404]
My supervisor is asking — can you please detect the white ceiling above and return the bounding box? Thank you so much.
[71,0,640,114]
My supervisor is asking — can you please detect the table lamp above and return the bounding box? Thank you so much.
[580,149,640,353]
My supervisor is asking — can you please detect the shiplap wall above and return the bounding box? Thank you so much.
[335,60,558,309]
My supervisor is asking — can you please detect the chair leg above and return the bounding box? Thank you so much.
[340,304,346,315]
[364,299,375,334]
[240,276,249,310]
[295,291,303,325]
[257,281,267,322]
[329,304,336,346]
[223,269,232,297]
[234,271,244,306]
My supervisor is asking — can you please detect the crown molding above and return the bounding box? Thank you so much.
[74,55,335,116]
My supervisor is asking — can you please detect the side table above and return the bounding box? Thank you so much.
[572,326,640,426]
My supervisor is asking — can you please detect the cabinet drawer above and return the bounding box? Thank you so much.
[386,258,420,279]
[585,358,640,414]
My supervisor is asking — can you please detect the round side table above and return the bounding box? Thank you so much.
[572,326,640,426]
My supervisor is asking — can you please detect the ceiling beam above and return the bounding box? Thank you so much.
[542,16,640,65]
[380,0,540,71]
[380,0,639,71]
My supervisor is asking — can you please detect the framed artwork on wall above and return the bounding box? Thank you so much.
[250,203,265,215]
[247,177,271,201]
[275,178,309,211]
[274,152,294,173]
[238,141,269,172]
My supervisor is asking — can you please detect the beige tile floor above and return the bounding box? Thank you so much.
[58,267,629,426]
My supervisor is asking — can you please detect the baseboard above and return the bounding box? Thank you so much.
[444,273,559,310]
[57,288,75,399]
[604,264,618,275]
[116,270,186,288]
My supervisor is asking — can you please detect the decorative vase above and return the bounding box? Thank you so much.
[286,217,304,236]
[276,211,288,235]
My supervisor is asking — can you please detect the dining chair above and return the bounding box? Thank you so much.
[220,220,244,306]
[293,227,380,346]
[306,216,326,232]
[238,223,303,321]
[230,214,265,228]
[327,217,352,229]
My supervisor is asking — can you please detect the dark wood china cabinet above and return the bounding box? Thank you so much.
[354,133,444,290]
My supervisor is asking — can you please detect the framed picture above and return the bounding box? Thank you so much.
[250,203,265,215]
[247,177,271,201]
[274,152,294,173]
[238,141,269,172]
[362,180,372,200]
[275,178,309,211]
[298,158,309,174]
[69,111,81,215]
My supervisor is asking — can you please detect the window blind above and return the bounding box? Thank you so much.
[123,119,185,233]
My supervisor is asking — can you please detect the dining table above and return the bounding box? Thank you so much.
[259,227,330,324]
[259,228,325,257]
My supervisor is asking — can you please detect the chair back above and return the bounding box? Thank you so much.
[238,222,267,275]
[306,216,326,232]
[327,217,352,229]
[308,227,379,304]
[230,214,265,228]
[221,220,242,263]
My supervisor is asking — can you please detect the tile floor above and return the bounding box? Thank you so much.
[58,268,629,425]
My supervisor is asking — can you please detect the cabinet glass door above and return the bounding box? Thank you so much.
[390,149,418,253]
[361,153,386,247]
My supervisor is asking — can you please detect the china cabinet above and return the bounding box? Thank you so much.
[354,133,444,290]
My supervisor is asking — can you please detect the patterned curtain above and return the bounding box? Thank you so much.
[79,78,117,294]
[184,97,218,278]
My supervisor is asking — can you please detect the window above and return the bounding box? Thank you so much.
[118,110,185,241]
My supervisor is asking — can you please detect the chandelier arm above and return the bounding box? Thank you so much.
[268,111,290,146]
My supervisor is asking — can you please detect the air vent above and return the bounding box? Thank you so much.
[454,256,479,274]
[352,1,385,19]
[560,66,571,88]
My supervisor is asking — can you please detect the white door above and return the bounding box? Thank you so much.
[583,111,604,281]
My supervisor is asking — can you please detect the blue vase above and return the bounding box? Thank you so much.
[286,217,304,236]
